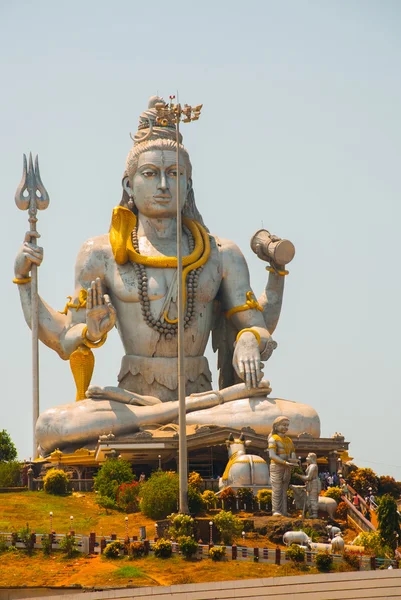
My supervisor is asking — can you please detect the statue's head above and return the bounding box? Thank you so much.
[306,452,317,465]
[272,416,290,435]
[120,96,205,226]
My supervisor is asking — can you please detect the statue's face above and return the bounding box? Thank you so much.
[131,150,188,219]
[276,419,289,434]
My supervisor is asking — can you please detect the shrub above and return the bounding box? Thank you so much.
[377,494,401,551]
[59,533,77,558]
[103,540,122,559]
[324,487,343,504]
[219,487,236,510]
[96,495,117,513]
[140,471,179,520]
[290,465,304,485]
[0,461,21,487]
[168,513,194,540]
[0,534,8,554]
[297,526,319,542]
[188,485,205,515]
[348,468,378,496]
[188,471,203,491]
[41,534,52,556]
[315,551,333,572]
[202,490,218,510]
[93,458,134,501]
[0,430,17,462]
[256,489,272,512]
[43,469,69,495]
[209,546,226,561]
[378,476,401,499]
[117,482,140,513]
[153,538,172,558]
[236,487,254,508]
[342,551,360,570]
[18,523,34,556]
[335,501,348,520]
[286,544,305,563]
[178,535,198,559]
[213,510,242,545]
[129,541,145,559]
[353,532,391,558]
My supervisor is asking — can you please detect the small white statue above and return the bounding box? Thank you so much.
[299,452,320,518]
[219,432,270,491]
[291,485,338,519]
[268,416,299,516]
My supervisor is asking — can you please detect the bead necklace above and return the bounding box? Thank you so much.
[131,226,203,339]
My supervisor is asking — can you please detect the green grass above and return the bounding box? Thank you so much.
[113,565,145,579]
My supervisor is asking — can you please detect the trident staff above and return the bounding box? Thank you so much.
[14,154,50,458]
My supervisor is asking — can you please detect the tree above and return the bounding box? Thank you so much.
[213,510,242,544]
[93,458,134,501]
[377,494,401,552]
[139,470,179,520]
[0,430,17,462]
[378,476,401,499]
[348,468,378,496]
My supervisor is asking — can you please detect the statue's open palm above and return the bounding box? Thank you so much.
[86,278,116,341]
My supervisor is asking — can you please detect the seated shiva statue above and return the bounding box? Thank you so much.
[14,96,320,456]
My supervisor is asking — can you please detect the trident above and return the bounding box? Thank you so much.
[15,154,50,459]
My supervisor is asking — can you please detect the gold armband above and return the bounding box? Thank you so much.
[59,289,88,315]
[81,326,108,349]
[236,328,261,347]
[13,276,32,284]
[225,291,263,319]
[266,266,289,276]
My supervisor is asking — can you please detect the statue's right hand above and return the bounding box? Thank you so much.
[14,231,43,277]
[85,278,117,341]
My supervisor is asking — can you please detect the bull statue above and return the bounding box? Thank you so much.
[326,525,341,540]
[290,484,337,519]
[219,433,270,491]
[331,534,345,554]
[283,530,312,547]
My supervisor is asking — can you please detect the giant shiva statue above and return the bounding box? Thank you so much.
[14,96,320,456]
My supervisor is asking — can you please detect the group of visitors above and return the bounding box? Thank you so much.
[352,487,375,521]
[319,470,339,490]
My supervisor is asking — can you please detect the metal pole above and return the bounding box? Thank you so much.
[176,104,189,514]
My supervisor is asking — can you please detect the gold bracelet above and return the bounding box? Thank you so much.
[225,291,263,319]
[81,326,108,349]
[236,328,261,347]
[13,276,32,284]
[266,266,289,276]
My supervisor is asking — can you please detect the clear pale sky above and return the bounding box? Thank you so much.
[1,1,400,479]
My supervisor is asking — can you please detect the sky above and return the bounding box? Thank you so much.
[1,0,401,479]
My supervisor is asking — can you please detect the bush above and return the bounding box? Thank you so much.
[41,534,52,556]
[188,471,203,491]
[315,551,333,572]
[18,524,34,555]
[117,482,140,513]
[129,541,145,559]
[256,489,272,512]
[94,458,134,501]
[96,495,117,513]
[335,501,349,521]
[213,510,242,545]
[377,494,401,551]
[140,471,179,520]
[43,469,69,495]
[286,544,305,563]
[209,546,226,561]
[202,490,218,510]
[324,487,343,504]
[188,485,205,515]
[153,538,172,558]
[0,461,21,487]
[103,540,122,559]
[290,465,304,485]
[348,468,378,496]
[298,526,319,542]
[353,532,391,558]
[378,476,401,499]
[178,535,198,559]
[236,487,254,508]
[168,513,194,540]
[219,487,236,510]
[0,430,17,462]
[0,534,8,554]
[342,551,360,570]
[59,533,77,558]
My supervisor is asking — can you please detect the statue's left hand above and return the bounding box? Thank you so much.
[232,332,263,390]
[86,278,117,341]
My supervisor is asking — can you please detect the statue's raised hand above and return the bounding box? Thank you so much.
[14,231,43,278]
[232,332,263,390]
[86,278,117,341]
